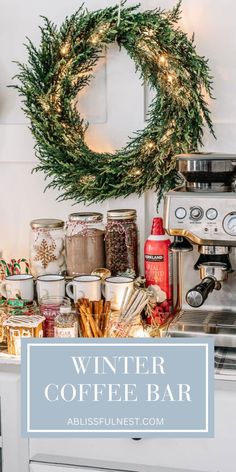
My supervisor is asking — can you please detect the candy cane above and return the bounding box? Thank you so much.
[11,259,21,275]
[17,258,30,274]
[0,259,10,277]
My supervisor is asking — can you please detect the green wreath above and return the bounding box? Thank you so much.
[14,2,214,204]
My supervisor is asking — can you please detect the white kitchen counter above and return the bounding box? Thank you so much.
[0,350,20,364]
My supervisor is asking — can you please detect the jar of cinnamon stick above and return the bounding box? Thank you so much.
[65,213,105,276]
[105,209,139,276]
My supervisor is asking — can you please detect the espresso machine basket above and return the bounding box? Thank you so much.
[164,153,236,347]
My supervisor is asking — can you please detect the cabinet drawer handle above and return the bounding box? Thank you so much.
[132,437,142,440]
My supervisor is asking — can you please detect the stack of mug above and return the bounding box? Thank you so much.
[66,274,134,311]
[0,273,135,312]
[37,273,135,311]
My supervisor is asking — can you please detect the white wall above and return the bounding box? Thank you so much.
[0,0,236,269]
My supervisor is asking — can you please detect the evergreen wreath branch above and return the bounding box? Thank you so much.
[13,1,215,204]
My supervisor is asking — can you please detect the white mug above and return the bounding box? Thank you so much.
[103,276,134,310]
[66,275,101,301]
[36,274,65,300]
[0,274,34,301]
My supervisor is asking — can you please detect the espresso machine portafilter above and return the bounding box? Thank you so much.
[163,153,236,347]
[186,261,228,308]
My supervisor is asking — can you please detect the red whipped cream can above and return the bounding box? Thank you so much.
[144,217,173,317]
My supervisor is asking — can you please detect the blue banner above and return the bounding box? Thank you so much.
[21,337,214,437]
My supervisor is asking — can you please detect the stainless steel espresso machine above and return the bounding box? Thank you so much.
[164,153,236,347]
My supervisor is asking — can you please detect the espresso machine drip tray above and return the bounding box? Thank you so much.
[168,311,236,348]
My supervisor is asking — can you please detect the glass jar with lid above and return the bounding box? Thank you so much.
[39,297,71,337]
[65,212,105,276]
[30,219,65,277]
[54,305,78,338]
[105,209,139,276]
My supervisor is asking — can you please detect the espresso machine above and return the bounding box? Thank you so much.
[164,153,236,347]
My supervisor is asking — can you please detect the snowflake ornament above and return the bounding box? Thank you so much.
[34,239,57,269]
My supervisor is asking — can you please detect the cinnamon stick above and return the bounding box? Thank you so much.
[97,300,104,330]
[80,307,93,337]
[79,311,90,337]
[87,311,103,337]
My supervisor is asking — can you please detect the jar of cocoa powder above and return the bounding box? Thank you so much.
[65,213,105,276]
[105,209,138,276]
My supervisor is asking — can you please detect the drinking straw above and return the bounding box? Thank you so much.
[119,287,129,315]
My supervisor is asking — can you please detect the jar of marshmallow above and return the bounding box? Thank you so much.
[30,219,66,277]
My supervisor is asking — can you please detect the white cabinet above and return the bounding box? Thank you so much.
[29,379,236,472]
[29,464,202,472]
[0,361,235,472]
[30,466,113,472]
[0,363,28,472]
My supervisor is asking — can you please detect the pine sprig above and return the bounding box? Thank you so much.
[12,2,214,204]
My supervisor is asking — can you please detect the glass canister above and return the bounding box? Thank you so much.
[30,219,66,277]
[65,212,105,276]
[39,297,71,337]
[54,306,78,338]
[105,209,139,276]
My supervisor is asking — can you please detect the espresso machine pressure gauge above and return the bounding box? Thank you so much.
[223,213,236,236]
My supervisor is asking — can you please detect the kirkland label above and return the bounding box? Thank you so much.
[145,254,164,262]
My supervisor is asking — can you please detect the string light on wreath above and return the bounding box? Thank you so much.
[90,22,111,45]
[143,28,155,38]
[167,73,174,84]
[60,42,71,57]
[142,140,157,154]
[14,1,214,205]
[80,175,96,185]
[159,55,167,65]
[90,34,99,45]
[129,168,142,178]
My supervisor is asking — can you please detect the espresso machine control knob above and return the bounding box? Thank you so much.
[175,207,187,219]
[223,212,236,236]
[190,206,203,220]
[206,208,218,220]
[186,277,215,308]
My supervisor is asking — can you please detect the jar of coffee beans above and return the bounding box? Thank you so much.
[105,209,138,276]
